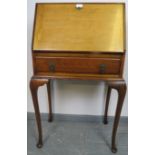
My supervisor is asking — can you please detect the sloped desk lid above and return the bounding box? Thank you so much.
[32,3,126,53]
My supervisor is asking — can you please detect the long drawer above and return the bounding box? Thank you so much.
[34,54,122,75]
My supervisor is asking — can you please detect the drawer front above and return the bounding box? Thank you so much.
[34,56,121,75]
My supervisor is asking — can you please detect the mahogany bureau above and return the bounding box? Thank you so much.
[30,3,127,153]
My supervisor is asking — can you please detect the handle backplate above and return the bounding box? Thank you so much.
[100,64,106,74]
[49,62,55,72]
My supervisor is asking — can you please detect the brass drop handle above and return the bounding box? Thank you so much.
[49,62,55,72]
[100,64,106,74]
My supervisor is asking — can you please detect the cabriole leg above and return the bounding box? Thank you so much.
[30,77,49,148]
[107,80,127,153]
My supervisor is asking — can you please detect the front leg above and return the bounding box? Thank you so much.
[30,77,49,148]
[107,80,127,153]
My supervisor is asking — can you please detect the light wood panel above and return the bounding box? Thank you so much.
[33,3,125,52]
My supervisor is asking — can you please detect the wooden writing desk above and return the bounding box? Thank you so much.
[30,3,127,153]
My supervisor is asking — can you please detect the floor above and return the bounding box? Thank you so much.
[27,118,128,155]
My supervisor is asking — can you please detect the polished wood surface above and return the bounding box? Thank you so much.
[30,3,127,153]
[33,3,125,52]
[30,78,49,148]
[34,55,121,75]
[34,73,121,80]
[46,80,53,122]
[33,52,125,79]
[104,85,112,124]
[104,80,127,153]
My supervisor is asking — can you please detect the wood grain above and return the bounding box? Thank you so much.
[33,3,125,52]
[34,56,121,75]
[33,73,121,81]
[106,80,127,153]
[30,78,49,148]
[30,3,127,152]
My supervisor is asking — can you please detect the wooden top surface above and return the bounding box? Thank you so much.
[32,3,125,53]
